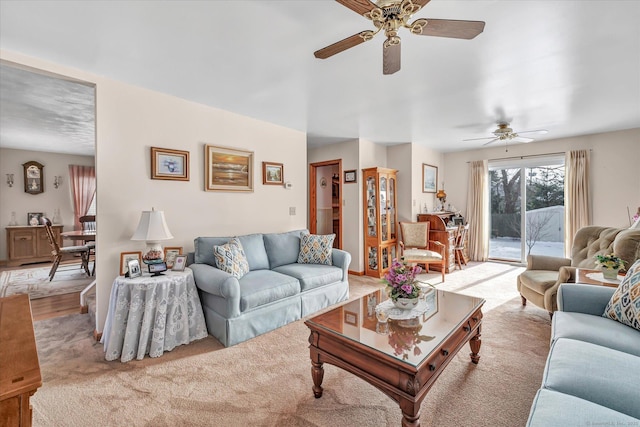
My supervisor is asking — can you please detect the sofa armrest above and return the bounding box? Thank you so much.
[331,249,351,280]
[527,255,572,271]
[557,283,616,316]
[190,263,241,318]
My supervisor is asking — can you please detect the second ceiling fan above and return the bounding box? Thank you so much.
[314,0,485,75]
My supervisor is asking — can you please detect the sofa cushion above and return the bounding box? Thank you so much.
[603,258,640,331]
[541,338,640,419]
[526,389,639,427]
[239,270,300,312]
[273,263,343,292]
[518,270,559,294]
[195,234,269,270]
[263,229,306,269]
[552,311,640,357]
[213,238,249,279]
[297,233,335,265]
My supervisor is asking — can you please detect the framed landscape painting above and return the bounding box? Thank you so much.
[205,145,254,192]
[422,163,437,193]
[262,162,283,185]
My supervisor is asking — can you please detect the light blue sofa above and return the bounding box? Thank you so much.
[526,283,640,426]
[188,229,351,347]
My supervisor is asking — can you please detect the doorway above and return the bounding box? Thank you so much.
[309,160,342,249]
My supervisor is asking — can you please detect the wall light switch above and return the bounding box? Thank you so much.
[289,207,296,215]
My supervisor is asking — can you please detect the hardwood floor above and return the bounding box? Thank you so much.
[0,260,86,321]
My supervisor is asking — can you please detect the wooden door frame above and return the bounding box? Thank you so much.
[309,159,342,249]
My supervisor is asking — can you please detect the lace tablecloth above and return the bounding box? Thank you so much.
[376,290,437,320]
[102,268,208,362]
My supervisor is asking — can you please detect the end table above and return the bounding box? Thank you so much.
[575,268,624,288]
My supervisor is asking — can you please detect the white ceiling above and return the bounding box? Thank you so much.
[0,0,639,155]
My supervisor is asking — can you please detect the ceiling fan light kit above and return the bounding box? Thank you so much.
[463,122,549,150]
[315,0,485,75]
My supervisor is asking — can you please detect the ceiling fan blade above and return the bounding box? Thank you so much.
[512,137,535,143]
[482,138,500,146]
[463,136,498,142]
[336,0,378,16]
[314,32,370,59]
[411,0,432,6]
[517,129,549,136]
[383,39,401,75]
[416,18,485,39]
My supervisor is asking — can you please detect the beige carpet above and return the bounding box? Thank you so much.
[0,265,94,299]
[31,261,551,426]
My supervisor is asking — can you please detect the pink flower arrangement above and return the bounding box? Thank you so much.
[383,258,422,301]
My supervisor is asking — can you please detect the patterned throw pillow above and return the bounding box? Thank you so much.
[603,258,640,331]
[297,233,335,265]
[213,237,250,279]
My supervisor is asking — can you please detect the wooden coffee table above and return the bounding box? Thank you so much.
[305,289,484,427]
[576,268,624,288]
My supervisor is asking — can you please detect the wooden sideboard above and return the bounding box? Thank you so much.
[0,294,42,427]
[417,213,460,273]
[6,225,63,267]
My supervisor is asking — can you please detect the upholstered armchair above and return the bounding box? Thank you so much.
[398,221,446,282]
[517,226,640,317]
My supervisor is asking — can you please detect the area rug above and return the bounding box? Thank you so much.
[30,261,551,426]
[0,265,94,299]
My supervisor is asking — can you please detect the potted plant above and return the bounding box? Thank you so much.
[594,253,626,280]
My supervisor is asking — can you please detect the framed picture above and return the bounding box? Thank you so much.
[422,163,438,193]
[205,144,254,192]
[23,161,44,194]
[164,247,183,269]
[344,169,357,184]
[151,147,189,181]
[120,251,142,276]
[344,310,358,327]
[27,212,44,226]
[172,255,187,272]
[262,162,283,185]
[127,259,142,278]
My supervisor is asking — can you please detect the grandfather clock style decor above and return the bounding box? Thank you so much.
[362,167,398,278]
[22,161,44,194]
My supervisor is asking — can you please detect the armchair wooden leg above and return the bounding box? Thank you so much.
[521,295,527,306]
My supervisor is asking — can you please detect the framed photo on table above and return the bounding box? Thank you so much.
[120,251,142,276]
[151,147,189,181]
[422,163,437,193]
[205,144,254,192]
[262,162,283,185]
[127,259,142,278]
[172,255,187,272]
[164,247,183,269]
[27,212,44,226]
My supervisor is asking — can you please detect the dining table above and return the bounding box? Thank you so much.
[60,229,96,242]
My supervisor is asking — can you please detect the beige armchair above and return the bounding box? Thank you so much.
[398,221,446,282]
[517,226,640,318]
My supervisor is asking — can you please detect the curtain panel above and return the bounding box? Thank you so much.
[467,160,489,261]
[69,165,96,231]
[565,150,591,256]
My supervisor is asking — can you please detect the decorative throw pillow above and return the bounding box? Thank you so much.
[297,233,335,265]
[603,258,640,331]
[213,237,250,279]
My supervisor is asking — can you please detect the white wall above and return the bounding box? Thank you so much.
[2,49,308,332]
[0,148,95,260]
[443,128,640,228]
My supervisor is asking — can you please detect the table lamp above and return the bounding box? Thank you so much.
[131,208,173,264]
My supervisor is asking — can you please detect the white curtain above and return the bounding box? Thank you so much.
[467,160,489,261]
[565,150,591,256]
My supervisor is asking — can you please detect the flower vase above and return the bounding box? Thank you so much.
[602,268,619,280]
[393,297,420,310]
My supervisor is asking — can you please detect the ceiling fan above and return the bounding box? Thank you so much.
[314,0,485,75]
[463,122,549,146]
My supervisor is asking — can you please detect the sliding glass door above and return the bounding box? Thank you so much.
[489,156,565,262]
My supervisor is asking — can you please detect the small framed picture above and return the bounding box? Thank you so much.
[163,247,183,269]
[262,161,283,185]
[344,310,358,327]
[120,251,142,276]
[127,259,142,278]
[344,170,357,184]
[151,147,189,181]
[27,212,44,226]
[422,163,437,193]
[172,255,187,271]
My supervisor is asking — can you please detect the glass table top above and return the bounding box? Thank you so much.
[306,288,485,367]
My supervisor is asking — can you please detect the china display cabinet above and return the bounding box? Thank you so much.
[362,167,398,278]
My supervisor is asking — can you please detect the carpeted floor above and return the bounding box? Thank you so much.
[0,265,94,299]
[31,261,551,426]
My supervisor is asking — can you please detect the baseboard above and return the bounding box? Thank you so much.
[93,329,102,342]
[348,270,364,276]
[80,305,88,314]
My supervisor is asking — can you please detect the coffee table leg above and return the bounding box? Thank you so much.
[400,399,421,427]
[311,360,324,398]
[469,326,482,364]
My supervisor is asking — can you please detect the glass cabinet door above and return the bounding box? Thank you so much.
[366,176,377,237]
[388,176,396,240]
[380,176,388,241]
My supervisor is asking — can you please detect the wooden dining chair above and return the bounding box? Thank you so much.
[454,224,469,270]
[41,217,91,281]
[79,215,96,276]
[398,221,446,282]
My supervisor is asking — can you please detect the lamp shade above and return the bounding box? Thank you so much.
[436,189,447,200]
[131,209,173,242]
